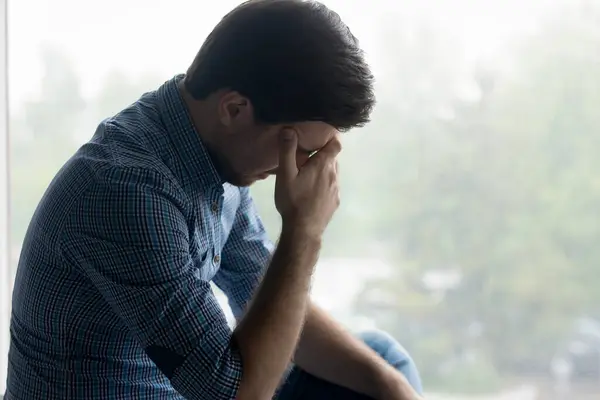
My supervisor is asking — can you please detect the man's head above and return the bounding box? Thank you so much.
[182,0,375,186]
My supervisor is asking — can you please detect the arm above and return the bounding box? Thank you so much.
[295,302,399,398]
[216,129,343,399]
[214,187,320,398]
[213,187,274,322]
[215,193,413,400]
[234,225,320,400]
[61,166,321,400]
[60,167,243,400]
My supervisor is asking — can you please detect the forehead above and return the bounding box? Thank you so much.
[293,121,337,153]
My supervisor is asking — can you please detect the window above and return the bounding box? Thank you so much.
[4,0,600,397]
[0,0,8,393]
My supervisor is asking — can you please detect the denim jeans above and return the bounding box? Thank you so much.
[275,330,423,399]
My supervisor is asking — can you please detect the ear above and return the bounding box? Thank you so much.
[217,91,255,129]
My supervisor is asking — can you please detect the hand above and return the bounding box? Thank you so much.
[275,128,341,238]
[378,369,425,400]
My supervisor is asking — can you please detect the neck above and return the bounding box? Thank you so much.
[177,80,219,144]
[177,80,231,183]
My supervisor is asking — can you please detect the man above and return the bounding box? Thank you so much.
[5,1,423,399]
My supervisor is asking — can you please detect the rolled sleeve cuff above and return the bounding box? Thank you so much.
[171,322,243,400]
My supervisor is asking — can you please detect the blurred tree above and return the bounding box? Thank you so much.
[10,47,85,244]
[354,2,600,391]
[22,46,85,143]
[91,69,164,122]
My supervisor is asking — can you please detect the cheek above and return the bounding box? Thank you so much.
[246,138,280,172]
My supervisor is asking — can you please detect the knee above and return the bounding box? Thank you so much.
[357,330,412,369]
[357,330,423,393]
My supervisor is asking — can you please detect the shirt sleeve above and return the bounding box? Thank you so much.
[213,187,275,321]
[59,166,242,400]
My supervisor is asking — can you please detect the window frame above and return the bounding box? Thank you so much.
[0,0,10,393]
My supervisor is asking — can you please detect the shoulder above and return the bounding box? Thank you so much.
[25,153,183,258]
[57,163,191,255]
[72,163,187,218]
[60,113,183,209]
[99,92,172,171]
[28,93,184,251]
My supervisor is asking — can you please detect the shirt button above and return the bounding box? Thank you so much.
[213,254,221,264]
[211,202,219,213]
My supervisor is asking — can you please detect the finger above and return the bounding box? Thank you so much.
[313,135,342,163]
[277,128,299,182]
[328,160,339,184]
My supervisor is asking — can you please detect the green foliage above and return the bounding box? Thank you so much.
[22,46,85,141]
[432,359,503,394]
[350,4,600,388]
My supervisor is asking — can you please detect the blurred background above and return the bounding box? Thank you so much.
[2,0,600,398]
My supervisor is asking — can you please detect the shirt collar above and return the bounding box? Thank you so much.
[156,74,223,189]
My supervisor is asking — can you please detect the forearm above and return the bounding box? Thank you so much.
[233,225,320,400]
[293,303,393,399]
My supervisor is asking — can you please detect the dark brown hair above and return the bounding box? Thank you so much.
[184,0,375,131]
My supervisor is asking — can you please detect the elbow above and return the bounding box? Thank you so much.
[236,376,279,400]
[232,335,288,400]
[163,338,245,400]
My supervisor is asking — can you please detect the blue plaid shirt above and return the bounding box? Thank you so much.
[6,75,274,399]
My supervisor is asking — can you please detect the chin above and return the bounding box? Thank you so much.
[227,176,258,187]
[228,173,271,187]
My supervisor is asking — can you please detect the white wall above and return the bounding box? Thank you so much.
[0,0,9,394]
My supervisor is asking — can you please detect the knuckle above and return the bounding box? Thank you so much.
[333,140,342,153]
[329,136,342,152]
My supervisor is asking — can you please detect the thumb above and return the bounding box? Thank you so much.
[277,128,298,182]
